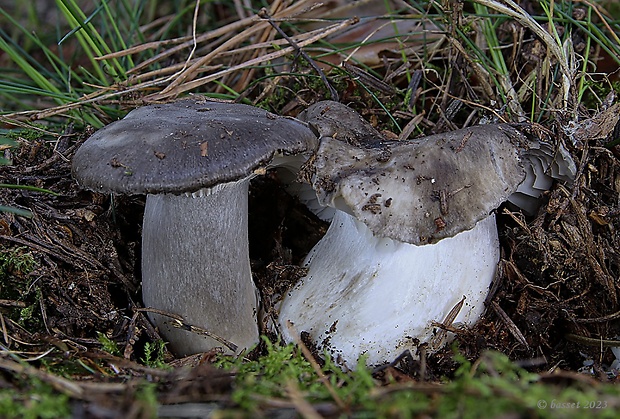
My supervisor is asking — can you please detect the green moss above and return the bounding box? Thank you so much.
[141,340,169,369]
[0,247,44,330]
[0,246,36,280]
[97,331,122,357]
[215,342,620,417]
[0,378,71,419]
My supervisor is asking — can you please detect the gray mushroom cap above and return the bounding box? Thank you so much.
[302,101,534,245]
[72,99,319,194]
[299,100,384,147]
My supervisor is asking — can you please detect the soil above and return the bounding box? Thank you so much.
[2,53,620,419]
[2,105,620,403]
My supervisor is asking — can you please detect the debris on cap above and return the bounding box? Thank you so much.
[302,101,575,244]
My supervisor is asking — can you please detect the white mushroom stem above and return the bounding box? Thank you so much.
[278,210,499,368]
[141,179,258,356]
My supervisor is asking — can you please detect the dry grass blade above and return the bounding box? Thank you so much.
[153,0,308,96]
[147,18,358,101]
[429,297,465,351]
[491,301,529,348]
[471,0,573,109]
[0,356,81,398]
[447,36,497,101]
[95,35,195,61]
[575,309,620,324]
[1,0,359,118]
[97,2,286,69]
[565,333,620,348]
[135,307,239,353]
[259,7,339,100]
[169,319,239,353]
[575,0,620,45]
[285,379,323,419]
[0,299,27,308]
[285,321,347,411]
[131,15,263,78]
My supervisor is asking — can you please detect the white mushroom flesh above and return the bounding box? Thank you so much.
[279,210,499,367]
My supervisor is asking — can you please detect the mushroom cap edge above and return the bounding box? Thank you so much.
[310,122,531,244]
[72,99,319,195]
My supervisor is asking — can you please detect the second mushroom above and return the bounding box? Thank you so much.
[278,101,575,368]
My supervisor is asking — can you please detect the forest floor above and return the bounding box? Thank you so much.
[2,0,620,417]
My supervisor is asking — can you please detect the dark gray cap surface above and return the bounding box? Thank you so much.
[304,101,531,244]
[72,99,318,194]
[299,100,385,147]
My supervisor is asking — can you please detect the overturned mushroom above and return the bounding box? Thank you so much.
[72,99,317,355]
[278,101,575,367]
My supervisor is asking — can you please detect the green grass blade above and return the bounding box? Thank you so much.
[55,0,128,82]
[0,184,59,196]
[0,206,32,217]
[0,36,65,100]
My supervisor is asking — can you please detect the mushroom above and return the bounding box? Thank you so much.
[72,99,318,355]
[278,101,575,367]
[507,136,575,214]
